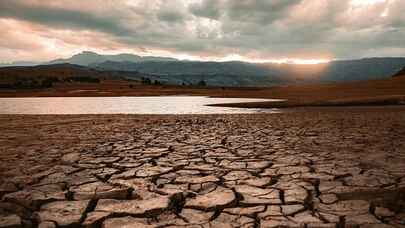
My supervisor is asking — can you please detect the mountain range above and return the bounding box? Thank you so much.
[48,51,178,66]
[89,57,405,86]
[1,51,405,86]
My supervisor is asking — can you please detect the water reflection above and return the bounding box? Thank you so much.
[0,96,280,114]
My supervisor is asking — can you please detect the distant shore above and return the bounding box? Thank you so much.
[208,95,405,108]
[0,76,404,108]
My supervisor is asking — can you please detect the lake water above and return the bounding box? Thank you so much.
[0,96,280,114]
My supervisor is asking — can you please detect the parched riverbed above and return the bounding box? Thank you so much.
[0,108,405,227]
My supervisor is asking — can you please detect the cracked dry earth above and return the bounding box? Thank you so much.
[0,109,405,228]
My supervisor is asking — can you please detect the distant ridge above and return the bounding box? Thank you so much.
[90,57,405,86]
[2,51,405,86]
[48,51,178,66]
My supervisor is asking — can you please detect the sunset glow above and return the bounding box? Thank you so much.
[0,0,404,63]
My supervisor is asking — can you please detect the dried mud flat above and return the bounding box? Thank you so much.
[0,108,405,227]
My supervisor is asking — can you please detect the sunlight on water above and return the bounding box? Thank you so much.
[0,96,281,114]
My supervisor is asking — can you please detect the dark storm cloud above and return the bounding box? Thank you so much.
[1,0,405,61]
[157,10,186,24]
[0,0,135,36]
[189,0,223,20]
[225,0,301,24]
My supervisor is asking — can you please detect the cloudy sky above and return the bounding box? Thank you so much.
[0,0,404,63]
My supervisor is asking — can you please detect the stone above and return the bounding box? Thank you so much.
[158,183,189,195]
[3,184,65,210]
[136,165,173,177]
[95,195,172,217]
[240,177,272,187]
[150,212,187,227]
[247,161,272,169]
[211,213,255,227]
[70,182,131,200]
[108,178,158,200]
[83,156,120,164]
[37,172,68,186]
[319,194,338,204]
[258,205,283,218]
[282,204,305,216]
[277,166,311,175]
[185,187,236,211]
[110,169,138,179]
[65,170,99,186]
[289,211,323,224]
[82,211,111,227]
[316,200,370,216]
[38,221,57,228]
[35,200,90,227]
[224,206,266,216]
[0,214,21,228]
[112,162,142,169]
[318,212,340,224]
[61,153,80,164]
[175,175,219,184]
[180,209,214,224]
[346,214,382,225]
[189,182,217,194]
[306,223,337,228]
[94,168,119,180]
[283,185,308,204]
[260,217,300,228]
[102,217,153,228]
[223,171,253,181]
[375,206,395,218]
[235,185,281,205]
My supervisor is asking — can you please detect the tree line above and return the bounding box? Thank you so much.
[140,77,207,87]
[0,76,100,90]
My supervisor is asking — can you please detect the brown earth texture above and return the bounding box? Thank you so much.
[1,107,405,227]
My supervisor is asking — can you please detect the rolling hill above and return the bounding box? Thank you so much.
[0,64,142,89]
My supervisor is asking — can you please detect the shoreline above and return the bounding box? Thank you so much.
[1,76,404,109]
[2,91,404,109]
[208,95,405,109]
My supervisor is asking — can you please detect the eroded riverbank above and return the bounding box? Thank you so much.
[1,108,405,227]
